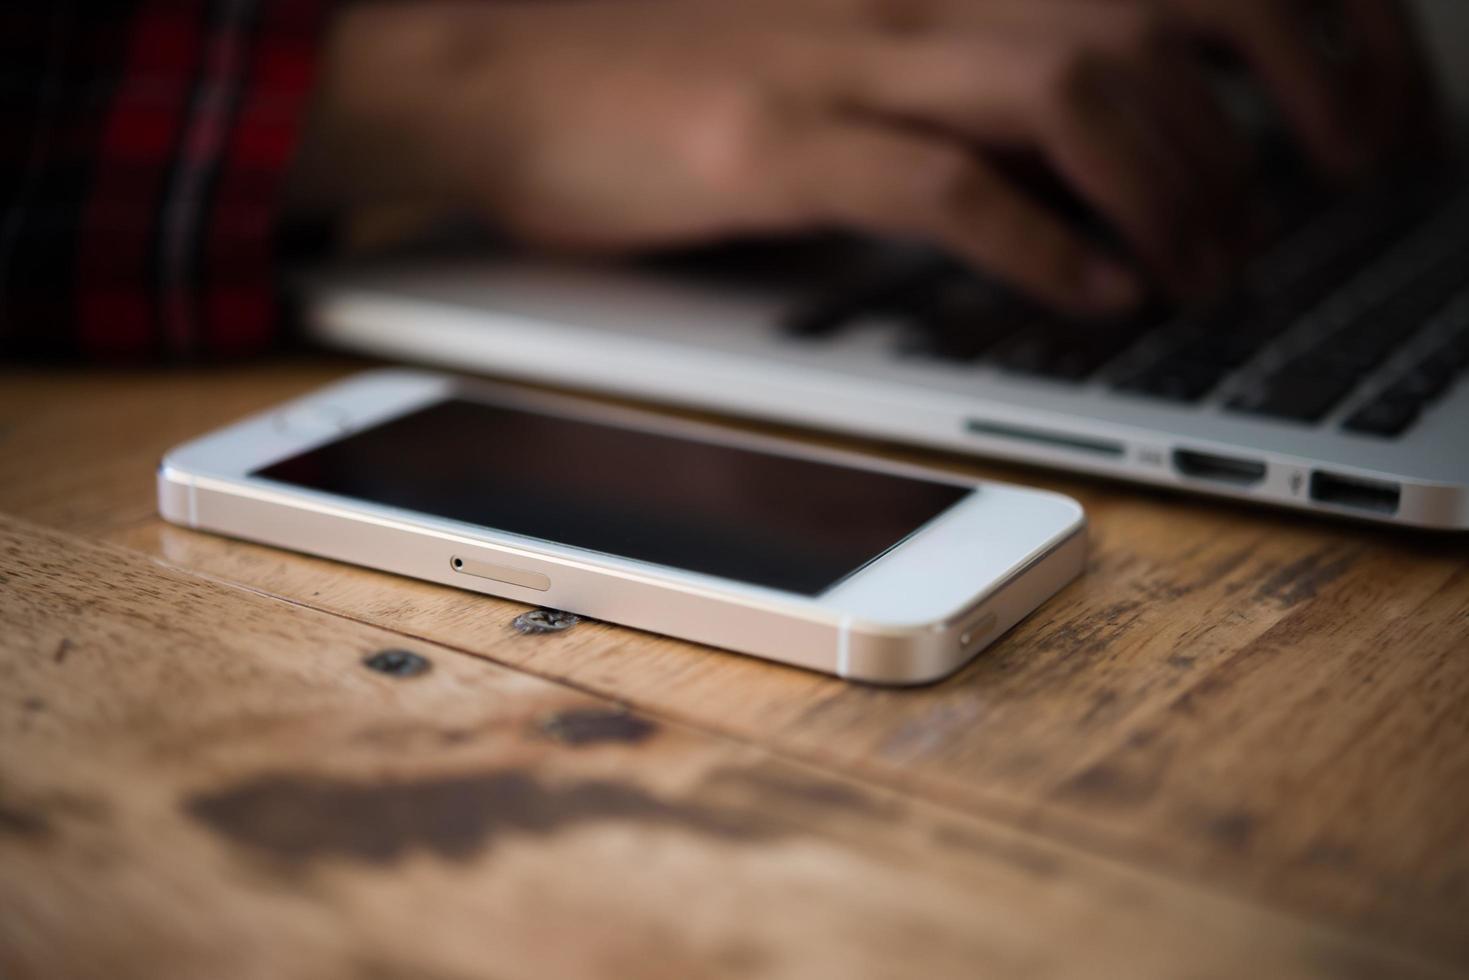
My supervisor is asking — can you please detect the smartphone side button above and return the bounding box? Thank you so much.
[451,555,551,592]
[958,610,997,650]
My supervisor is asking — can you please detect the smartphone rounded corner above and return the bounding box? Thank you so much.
[836,516,1088,686]
[156,462,194,527]
[837,626,974,687]
[306,368,458,426]
[1051,490,1088,535]
[1009,482,1087,536]
[351,364,456,391]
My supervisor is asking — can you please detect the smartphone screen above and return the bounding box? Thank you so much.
[255,398,970,595]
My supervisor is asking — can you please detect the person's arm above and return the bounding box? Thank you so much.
[0,0,330,361]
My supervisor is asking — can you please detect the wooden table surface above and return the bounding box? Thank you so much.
[2,358,1467,980]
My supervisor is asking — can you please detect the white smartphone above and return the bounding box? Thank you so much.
[158,369,1086,684]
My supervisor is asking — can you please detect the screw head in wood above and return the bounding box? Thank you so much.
[362,649,431,678]
[512,609,582,635]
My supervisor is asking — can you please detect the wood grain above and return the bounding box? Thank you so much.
[4,513,1444,980]
[0,362,359,534]
[112,503,1469,965]
[4,364,1468,975]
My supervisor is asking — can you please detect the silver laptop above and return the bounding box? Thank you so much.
[305,0,1469,531]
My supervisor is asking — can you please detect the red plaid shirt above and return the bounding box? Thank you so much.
[1,0,329,361]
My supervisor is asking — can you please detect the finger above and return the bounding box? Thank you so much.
[1081,11,1254,271]
[894,0,1255,249]
[1144,48,1249,230]
[1338,0,1440,153]
[1190,1,1366,179]
[782,120,1144,314]
[1033,62,1209,295]
[810,36,1208,291]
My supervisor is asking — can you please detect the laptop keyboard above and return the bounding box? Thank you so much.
[775,168,1469,440]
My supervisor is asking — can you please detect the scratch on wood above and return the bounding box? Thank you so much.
[1079,688,1120,726]
[1254,548,1358,608]
[538,707,658,746]
[879,700,985,760]
[1205,547,1256,582]
[930,824,1062,877]
[351,721,495,749]
[1031,600,1145,659]
[701,766,891,817]
[185,769,777,868]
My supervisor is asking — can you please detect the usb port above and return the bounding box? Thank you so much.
[1173,449,1267,486]
[1309,472,1401,515]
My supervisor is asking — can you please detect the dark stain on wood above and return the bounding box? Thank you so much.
[52,637,72,663]
[185,769,776,867]
[538,707,658,746]
[0,802,51,840]
[22,697,45,712]
[1254,548,1357,609]
[1058,763,1154,806]
[1203,810,1259,852]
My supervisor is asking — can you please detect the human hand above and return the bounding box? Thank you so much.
[1102,0,1438,180]
[290,0,1344,314]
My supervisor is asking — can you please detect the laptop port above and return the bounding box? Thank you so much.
[1309,472,1401,515]
[1173,449,1267,486]
[966,419,1124,458]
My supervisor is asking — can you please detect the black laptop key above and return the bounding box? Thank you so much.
[898,315,1021,362]
[1386,360,1458,404]
[991,310,1159,381]
[1429,309,1469,370]
[1168,329,1267,369]
[1289,329,1400,378]
[783,283,912,338]
[1116,358,1228,402]
[781,255,944,338]
[1227,372,1359,423]
[991,336,1099,380]
[1436,333,1469,372]
[1343,396,1421,438]
[896,275,1025,361]
[782,296,861,339]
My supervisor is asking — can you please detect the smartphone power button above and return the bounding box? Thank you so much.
[451,555,551,592]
